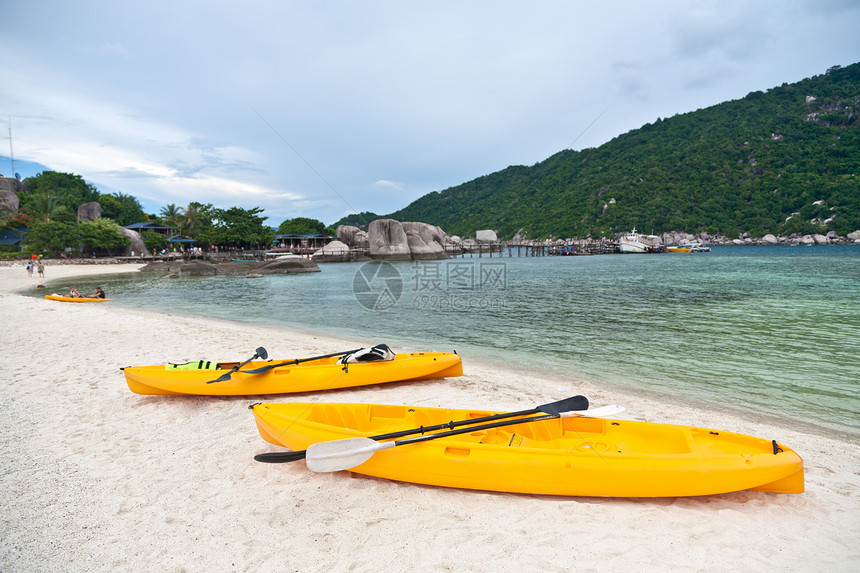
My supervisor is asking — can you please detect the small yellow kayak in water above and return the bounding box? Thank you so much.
[124,350,462,396]
[252,401,804,497]
[45,294,112,302]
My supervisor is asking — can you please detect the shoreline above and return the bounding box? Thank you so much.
[1,264,858,571]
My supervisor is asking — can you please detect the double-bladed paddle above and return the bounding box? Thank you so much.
[206,346,268,384]
[207,347,367,384]
[253,395,590,464]
[305,404,624,473]
[236,348,364,376]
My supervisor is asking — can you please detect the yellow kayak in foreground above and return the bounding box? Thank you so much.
[252,402,804,497]
[45,294,112,302]
[124,351,462,396]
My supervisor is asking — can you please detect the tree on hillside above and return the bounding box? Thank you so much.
[209,206,272,248]
[21,171,99,214]
[79,218,132,256]
[277,217,331,235]
[99,192,146,226]
[26,220,81,254]
[159,204,182,234]
[24,193,69,222]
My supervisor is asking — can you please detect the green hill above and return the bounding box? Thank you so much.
[368,64,860,240]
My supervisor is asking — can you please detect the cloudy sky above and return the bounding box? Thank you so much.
[1,1,858,226]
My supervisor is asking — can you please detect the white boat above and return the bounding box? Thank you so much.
[619,228,652,253]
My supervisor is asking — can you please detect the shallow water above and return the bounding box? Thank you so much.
[51,245,860,436]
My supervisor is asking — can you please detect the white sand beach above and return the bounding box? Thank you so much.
[1,262,857,572]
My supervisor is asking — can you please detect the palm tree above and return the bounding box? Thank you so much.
[28,193,67,221]
[181,203,201,237]
[159,204,182,235]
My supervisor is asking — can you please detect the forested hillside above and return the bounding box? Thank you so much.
[378,64,859,239]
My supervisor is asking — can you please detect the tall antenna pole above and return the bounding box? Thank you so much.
[8,116,15,178]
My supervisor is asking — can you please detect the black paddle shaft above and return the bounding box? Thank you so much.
[252,395,588,463]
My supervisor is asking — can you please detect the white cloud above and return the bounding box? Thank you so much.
[373,180,405,192]
[1,1,857,226]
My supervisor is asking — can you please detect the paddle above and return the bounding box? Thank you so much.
[235,348,365,376]
[252,395,588,464]
[206,347,268,384]
[304,404,624,473]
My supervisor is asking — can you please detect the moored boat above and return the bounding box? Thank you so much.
[252,401,804,497]
[124,348,463,396]
[619,227,663,253]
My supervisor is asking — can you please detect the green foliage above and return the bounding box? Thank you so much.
[386,63,860,239]
[26,219,82,254]
[330,211,379,230]
[142,230,169,252]
[98,193,146,226]
[277,217,331,235]
[21,171,99,214]
[22,193,71,222]
[79,218,132,255]
[208,206,272,248]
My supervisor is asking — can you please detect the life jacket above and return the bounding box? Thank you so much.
[339,344,395,364]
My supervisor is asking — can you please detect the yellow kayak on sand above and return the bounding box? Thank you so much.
[252,401,804,497]
[124,349,463,396]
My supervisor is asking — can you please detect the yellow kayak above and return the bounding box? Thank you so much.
[252,401,804,497]
[45,294,112,302]
[124,350,462,396]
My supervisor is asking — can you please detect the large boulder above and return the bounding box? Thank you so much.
[260,255,320,274]
[0,177,26,193]
[402,222,447,260]
[761,234,778,245]
[336,225,369,249]
[812,234,830,244]
[476,229,498,242]
[0,190,19,214]
[77,201,102,221]
[847,230,860,243]
[368,219,411,260]
[311,240,352,263]
[119,228,146,256]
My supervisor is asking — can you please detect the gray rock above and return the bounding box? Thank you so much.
[0,177,27,193]
[476,229,498,242]
[336,225,369,248]
[0,190,20,213]
[77,202,102,221]
[260,255,320,274]
[368,219,411,260]
[311,240,352,263]
[119,228,146,256]
[761,234,778,244]
[402,222,447,260]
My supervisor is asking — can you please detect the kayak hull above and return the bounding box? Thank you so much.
[45,295,112,302]
[124,352,462,396]
[252,402,804,497]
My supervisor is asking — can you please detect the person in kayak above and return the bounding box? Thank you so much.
[88,287,106,299]
[69,286,81,298]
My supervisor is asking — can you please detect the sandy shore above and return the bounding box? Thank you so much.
[0,262,857,572]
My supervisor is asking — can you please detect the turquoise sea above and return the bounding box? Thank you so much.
[51,245,860,437]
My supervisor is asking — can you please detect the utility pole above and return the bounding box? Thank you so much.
[7,116,15,178]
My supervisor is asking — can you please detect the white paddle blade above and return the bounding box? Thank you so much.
[306,437,395,473]
[560,405,624,418]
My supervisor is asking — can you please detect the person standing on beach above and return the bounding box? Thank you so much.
[26,261,33,276]
[37,260,44,278]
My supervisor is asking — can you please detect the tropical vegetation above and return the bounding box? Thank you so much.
[353,64,860,239]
